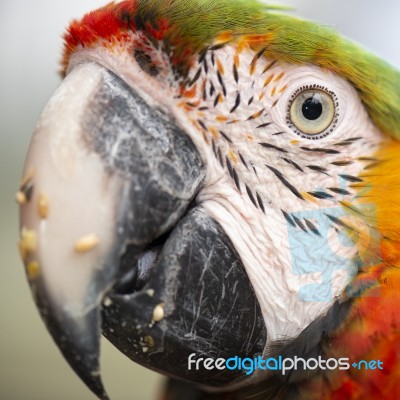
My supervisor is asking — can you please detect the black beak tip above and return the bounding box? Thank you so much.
[80,373,109,400]
[56,331,110,400]
[35,295,109,400]
[60,342,107,400]
[54,326,110,400]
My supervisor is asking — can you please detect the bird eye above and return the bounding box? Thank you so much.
[288,88,337,138]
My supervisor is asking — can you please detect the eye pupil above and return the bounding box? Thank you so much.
[289,88,336,137]
[302,96,323,121]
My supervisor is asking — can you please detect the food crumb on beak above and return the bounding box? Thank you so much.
[18,227,37,262]
[152,304,165,322]
[90,370,101,378]
[27,261,40,280]
[38,193,50,219]
[74,234,100,253]
[144,335,155,348]
[103,297,113,307]
[15,191,27,205]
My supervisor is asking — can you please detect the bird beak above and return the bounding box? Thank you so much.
[18,62,267,399]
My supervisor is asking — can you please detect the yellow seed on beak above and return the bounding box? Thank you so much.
[15,191,27,205]
[74,234,100,253]
[152,304,165,322]
[38,193,49,219]
[144,335,155,348]
[18,227,37,262]
[27,261,40,280]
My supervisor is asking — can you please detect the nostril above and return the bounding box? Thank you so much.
[114,245,162,295]
[113,267,138,295]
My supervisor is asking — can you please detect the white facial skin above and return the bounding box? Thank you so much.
[60,34,384,344]
[19,64,126,319]
[178,46,384,342]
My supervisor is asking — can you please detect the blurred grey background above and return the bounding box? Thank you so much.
[1,1,399,399]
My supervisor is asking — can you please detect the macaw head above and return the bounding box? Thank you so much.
[18,0,400,399]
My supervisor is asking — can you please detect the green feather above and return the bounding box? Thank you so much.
[134,0,400,138]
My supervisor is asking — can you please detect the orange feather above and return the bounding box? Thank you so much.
[320,140,400,399]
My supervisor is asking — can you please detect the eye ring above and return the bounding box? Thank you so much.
[286,85,339,140]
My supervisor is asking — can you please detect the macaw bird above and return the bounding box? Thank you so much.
[17,0,400,399]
